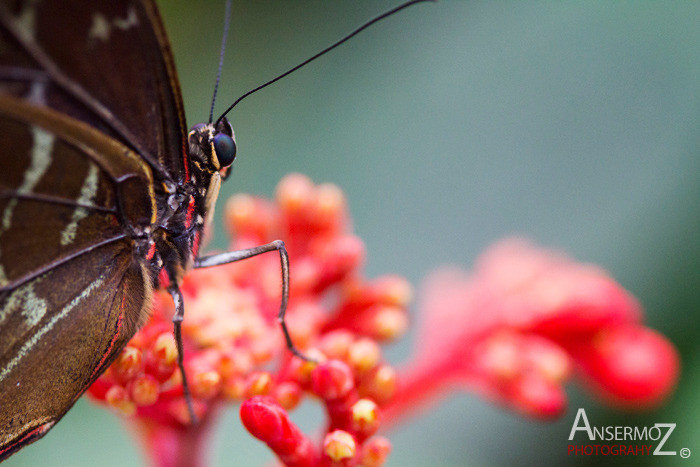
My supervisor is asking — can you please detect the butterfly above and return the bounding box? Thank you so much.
[0,0,430,460]
[0,0,257,458]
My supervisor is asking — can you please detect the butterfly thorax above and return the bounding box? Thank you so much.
[147,118,236,284]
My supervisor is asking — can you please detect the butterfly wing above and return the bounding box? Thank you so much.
[0,0,189,458]
[0,0,188,179]
[0,93,156,456]
[0,242,149,461]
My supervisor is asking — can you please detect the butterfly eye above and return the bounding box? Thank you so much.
[213,133,236,167]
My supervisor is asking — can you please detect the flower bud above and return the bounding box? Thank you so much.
[348,339,381,374]
[361,437,392,467]
[350,399,380,438]
[191,370,222,400]
[240,396,317,467]
[130,375,159,406]
[246,371,273,397]
[323,430,357,462]
[112,346,143,383]
[312,360,355,401]
[273,381,303,410]
[105,385,136,417]
[359,365,397,404]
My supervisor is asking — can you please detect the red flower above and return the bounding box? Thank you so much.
[384,239,680,423]
[88,174,409,467]
[88,178,680,466]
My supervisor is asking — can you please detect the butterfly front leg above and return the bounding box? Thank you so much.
[166,283,199,424]
[194,240,313,362]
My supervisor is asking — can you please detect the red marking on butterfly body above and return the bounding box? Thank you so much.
[181,142,189,182]
[192,230,201,258]
[146,241,156,261]
[184,195,195,229]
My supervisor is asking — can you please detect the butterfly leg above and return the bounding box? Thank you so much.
[194,240,313,361]
[167,284,198,424]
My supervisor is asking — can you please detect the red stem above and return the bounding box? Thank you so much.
[135,416,216,467]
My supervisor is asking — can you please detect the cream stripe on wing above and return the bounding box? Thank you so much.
[0,273,105,383]
[60,163,99,246]
[0,125,55,286]
[89,7,139,42]
[12,0,37,42]
[0,276,47,328]
[1,126,53,229]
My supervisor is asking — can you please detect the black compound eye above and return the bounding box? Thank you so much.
[213,133,236,167]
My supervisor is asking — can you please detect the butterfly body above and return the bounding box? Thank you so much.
[0,0,236,459]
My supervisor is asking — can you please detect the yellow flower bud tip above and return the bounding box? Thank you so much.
[361,436,392,467]
[363,365,397,403]
[152,333,178,366]
[319,331,355,360]
[296,348,327,378]
[130,375,159,406]
[351,398,379,426]
[192,370,222,400]
[105,386,136,417]
[481,336,521,381]
[315,183,345,216]
[324,430,357,461]
[380,276,414,307]
[530,347,572,383]
[276,173,314,211]
[348,339,381,373]
[373,307,409,341]
[113,346,143,380]
[227,193,255,221]
[246,372,273,397]
[274,382,303,410]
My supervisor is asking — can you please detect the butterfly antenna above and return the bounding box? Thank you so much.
[209,0,233,123]
[216,0,435,125]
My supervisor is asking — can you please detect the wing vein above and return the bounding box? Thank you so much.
[0,234,128,292]
[0,190,117,214]
[0,270,109,383]
[0,5,171,181]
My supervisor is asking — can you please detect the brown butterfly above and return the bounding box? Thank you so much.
[0,0,430,460]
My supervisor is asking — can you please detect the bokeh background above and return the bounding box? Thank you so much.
[7,1,700,466]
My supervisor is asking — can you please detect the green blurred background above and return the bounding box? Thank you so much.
[7,1,700,465]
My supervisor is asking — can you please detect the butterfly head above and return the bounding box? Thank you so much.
[187,117,236,180]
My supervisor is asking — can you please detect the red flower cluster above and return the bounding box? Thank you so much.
[88,175,680,466]
[385,239,680,423]
[88,174,409,466]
